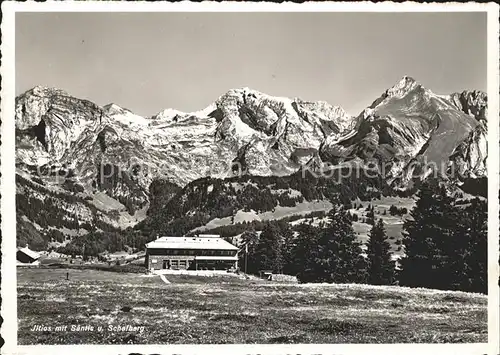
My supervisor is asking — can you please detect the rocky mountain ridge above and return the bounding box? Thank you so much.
[16,85,359,188]
[15,77,488,241]
[320,76,486,189]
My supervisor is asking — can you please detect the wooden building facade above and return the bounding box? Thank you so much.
[145,234,239,272]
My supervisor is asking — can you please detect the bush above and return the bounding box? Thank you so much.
[389,205,407,216]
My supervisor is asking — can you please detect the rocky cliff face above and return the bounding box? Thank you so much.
[446,90,488,179]
[14,77,488,236]
[16,86,357,189]
[319,77,486,189]
[448,90,487,121]
[16,86,103,178]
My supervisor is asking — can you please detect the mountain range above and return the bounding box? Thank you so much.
[14,76,488,246]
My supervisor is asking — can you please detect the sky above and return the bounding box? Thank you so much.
[16,12,487,117]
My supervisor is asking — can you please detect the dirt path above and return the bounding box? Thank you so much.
[159,274,171,284]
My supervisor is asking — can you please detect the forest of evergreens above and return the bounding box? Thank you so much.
[236,179,487,293]
[17,172,487,293]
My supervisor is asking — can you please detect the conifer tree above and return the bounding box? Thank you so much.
[254,222,284,273]
[240,229,259,274]
[399,180,458,290]
[293,223,322,283]
[278,221,296,275]
[315,206,367,283]
[451,198,487,293]
[366,205,376,225]
[366,218,395,285]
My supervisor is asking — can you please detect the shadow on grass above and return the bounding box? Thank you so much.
[309,318,366,335]
[208,313,258,322]
[267,333,307,343]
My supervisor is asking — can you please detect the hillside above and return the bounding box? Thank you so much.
[139,167,390,236]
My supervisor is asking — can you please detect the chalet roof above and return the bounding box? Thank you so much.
[195,255,238,261]
[17,247,40,260]
[145,235,238,251]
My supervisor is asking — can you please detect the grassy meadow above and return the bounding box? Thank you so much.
[17,267,487,344]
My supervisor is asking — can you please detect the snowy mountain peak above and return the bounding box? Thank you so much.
[386,75,421,99]
[152,108,187,121]
[26,85,70,98]
[295,99,351,121]
[367,75,427,111]
[220,87,295,106]
[103,103,134,116]
[229,87,265,96]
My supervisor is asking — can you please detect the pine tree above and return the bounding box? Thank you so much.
[293,223,322,283]
[399,180,459,290]
[278,222,296,275]
[451,198,487,293]
[366,205,376,225]
[240,229,259,274]
[254,222,284,273]
[429,184,461,288]
[315,206,367,283]
[366,219,395,285]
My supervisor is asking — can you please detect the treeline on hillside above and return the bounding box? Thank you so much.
[17,217,48,251]
[195,210,328,239]
[238,179,487,293]
[56,229,150,258]
[140,167,392,236]
[95,163,149,215]
[17,216,68,251]
[16,174,117,232]
[147,179,182,216]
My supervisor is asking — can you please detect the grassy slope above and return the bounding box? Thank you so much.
[18,268,486,344]
[351,196,415,257]
[194,200,333,232]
